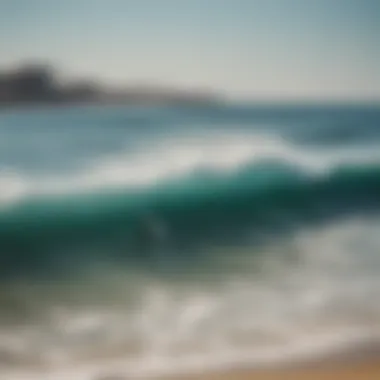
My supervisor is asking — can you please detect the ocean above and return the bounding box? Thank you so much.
[0,104,380,379]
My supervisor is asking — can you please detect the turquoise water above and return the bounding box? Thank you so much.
[1,104,380,379]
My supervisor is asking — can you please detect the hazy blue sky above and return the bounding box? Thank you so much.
[1,0,379,100]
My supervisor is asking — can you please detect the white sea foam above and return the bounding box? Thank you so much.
[1,217,380,379]
[1,131,380,207]
[4,330,380,380]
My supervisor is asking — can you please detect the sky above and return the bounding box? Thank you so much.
[1,0,379,101]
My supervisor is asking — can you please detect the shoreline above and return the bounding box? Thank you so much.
[172,359,380,380]
[4,359,380,380]
[161,340,380,380]
[2,331,380,380]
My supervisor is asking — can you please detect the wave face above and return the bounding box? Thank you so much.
[1,104,380,379]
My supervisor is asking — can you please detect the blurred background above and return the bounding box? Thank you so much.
[0,1,380,379]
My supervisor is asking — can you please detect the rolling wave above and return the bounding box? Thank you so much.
[1,132,380,205]
[1,156,380,279]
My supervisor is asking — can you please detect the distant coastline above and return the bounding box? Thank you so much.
[0,64,222,109]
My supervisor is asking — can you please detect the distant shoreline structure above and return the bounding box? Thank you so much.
[0,63,223,108]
